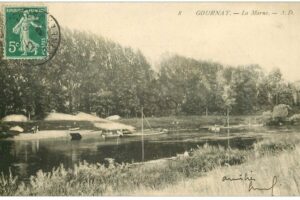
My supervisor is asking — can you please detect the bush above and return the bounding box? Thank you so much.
[289,114,300,124]
[261,104,292,126]
[272,104,290,122]
[261,111,272,125]
[254,136,298,157]
[167,145,247,178]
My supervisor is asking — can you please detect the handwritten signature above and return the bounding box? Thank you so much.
[222,171,278,196]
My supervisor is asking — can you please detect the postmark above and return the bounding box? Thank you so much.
[2,6,60,65]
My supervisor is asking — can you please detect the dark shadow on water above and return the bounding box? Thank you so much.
[0,131,261,181]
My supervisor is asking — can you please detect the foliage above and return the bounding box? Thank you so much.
[0,12,298,118]
[0,171,19,196]
[289,114,300,123]
[272,104,290,122]
[167,145,246,178]
[260,111,273,125]
[253,135,298,157]
[260,104,293,126]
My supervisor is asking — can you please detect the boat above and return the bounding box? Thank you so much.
[123,128,168,137]
[101,130,123,139]
[70,132,82,140]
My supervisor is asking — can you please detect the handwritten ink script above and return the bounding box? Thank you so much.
[222,171,278,196]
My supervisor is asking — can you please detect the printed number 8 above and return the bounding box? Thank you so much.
[8,41,19,53]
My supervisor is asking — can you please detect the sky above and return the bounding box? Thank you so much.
[45,3,300,81]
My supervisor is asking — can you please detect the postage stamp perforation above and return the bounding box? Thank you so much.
[3,6,48,60]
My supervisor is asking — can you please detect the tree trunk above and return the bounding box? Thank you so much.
[69,94,73,113]
[227,108,230,150]
[141,106,144,162]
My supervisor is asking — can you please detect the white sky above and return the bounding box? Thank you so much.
[44,3,300,81]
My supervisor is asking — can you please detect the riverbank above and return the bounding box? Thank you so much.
[1,114,265,141]
[3,130,105,141]
[120,115,260,130]
[0,132,298,196]
[132,143,300,196]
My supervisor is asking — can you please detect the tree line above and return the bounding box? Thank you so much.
[0,27,298,119]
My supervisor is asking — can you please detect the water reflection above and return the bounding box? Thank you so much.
[0,131,261,180]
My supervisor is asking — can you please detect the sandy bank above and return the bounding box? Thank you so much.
[45,112,135,131]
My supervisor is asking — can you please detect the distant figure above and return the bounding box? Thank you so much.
[31,125,39,134]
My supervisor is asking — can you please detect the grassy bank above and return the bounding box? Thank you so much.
[120,115,260,130]
[0,133,298,196]
[137,140,300,196]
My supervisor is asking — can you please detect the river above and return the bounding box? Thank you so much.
[0,130,262,180]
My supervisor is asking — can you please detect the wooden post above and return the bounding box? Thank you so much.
[227,108,230,149]
[141,106,144,162]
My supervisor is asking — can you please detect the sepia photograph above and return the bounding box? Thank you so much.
[0,2,300,196]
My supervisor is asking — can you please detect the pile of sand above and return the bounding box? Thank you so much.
[93,122,135,132]
[45,112,107,122]
[2,114,28,122]
[45,112,135,131]
[106,115,121,120]
[9,126,24,132]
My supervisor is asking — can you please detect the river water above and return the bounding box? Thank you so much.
[0,130,261,180]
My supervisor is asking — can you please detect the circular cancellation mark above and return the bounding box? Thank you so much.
[36,11,61,66]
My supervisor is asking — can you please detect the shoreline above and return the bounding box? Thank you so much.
[130,146,300,196]
[2,127,268,141]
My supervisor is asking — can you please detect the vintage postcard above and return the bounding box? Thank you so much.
[0,2,300,196]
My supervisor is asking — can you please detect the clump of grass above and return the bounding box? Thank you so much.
[167,145,247,178]
[0,170,19,196]
[138,147,300,196]
[254,134,299,157]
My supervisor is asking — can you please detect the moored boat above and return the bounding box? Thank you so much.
[123,128,168,137]
[101,130,123,139]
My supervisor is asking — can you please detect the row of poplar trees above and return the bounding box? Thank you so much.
[0,27,297,119]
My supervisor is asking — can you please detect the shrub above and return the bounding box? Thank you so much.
[261,111,272,125]
[289,114,300,124]
[272,104,290,122]
[261,104,293,126]
[254,136,298,157]
[167,145,247,178]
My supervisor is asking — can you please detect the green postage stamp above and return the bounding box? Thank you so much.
[3,7,47,59]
